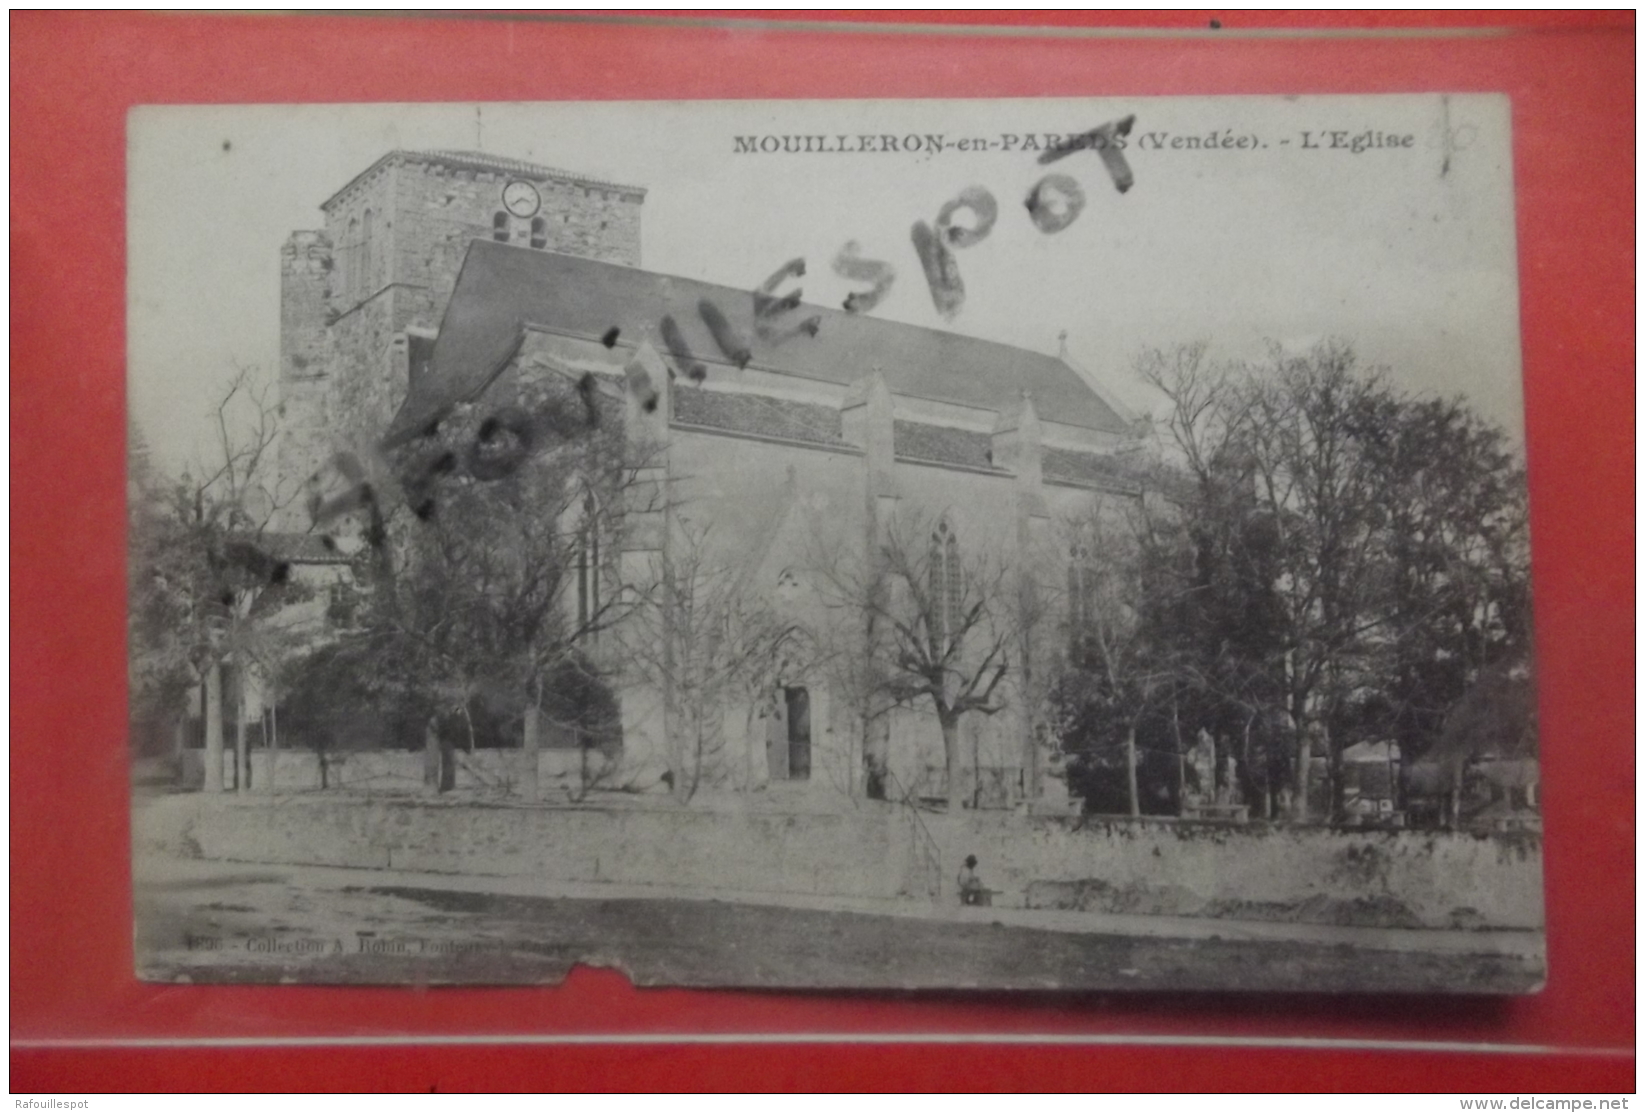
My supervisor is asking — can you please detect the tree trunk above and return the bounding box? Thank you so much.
[940,711,962,814]
[265,702,278,794]
[660,557,682,804]
[684,714,704,804]
[423,717,442,794]
[440,731,457,792]
[170,714,188,788]
[863,711,888,802]
[1293,725,1310,823]
[970,719,982,810]
[522,699,541,801]
[258,711,271,794]
[1241,713,1254,813]
[203,664,224,794]
[1126,722,1140,817]
[1321,719,1337,825]
[743,699,759,795]
[1170,696,1186,816]
[234,669,250,794]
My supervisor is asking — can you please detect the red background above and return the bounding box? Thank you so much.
[10,10,1634,1093]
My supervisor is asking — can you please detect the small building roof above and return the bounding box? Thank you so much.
[384,240,1136,447]
[257,532,354,566]
[1341,740,1401,764]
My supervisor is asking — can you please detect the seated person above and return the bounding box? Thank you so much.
[957,854,986,905]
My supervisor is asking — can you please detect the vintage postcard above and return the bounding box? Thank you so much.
[127,96,1542,992]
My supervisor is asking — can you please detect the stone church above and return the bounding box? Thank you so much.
[277,149,1148,812]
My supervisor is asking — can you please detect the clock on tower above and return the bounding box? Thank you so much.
[501,179,540,218]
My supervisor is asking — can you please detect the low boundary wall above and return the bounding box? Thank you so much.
[136,794,914,902]
[174,749,609,795]
[134,795,1544,930]
[921,813,1543,930]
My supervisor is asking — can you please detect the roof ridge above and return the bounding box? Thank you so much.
[501,244,1119,393]
[420,149,647,195]
[322,149,647,212]
[388,240,1137,443]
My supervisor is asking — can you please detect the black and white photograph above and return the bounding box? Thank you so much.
[127,95,1543,993]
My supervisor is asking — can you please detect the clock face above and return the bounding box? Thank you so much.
[502,180,540,218]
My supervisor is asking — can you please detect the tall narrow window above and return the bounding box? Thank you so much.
[529,216,547,249]
[576,491,601,630]
[492,211,510,242]
[928,519,963,646]
[1068,532,1104,658]
[785,687,812,781]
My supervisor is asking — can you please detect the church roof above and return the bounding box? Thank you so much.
[673,389,846,448]
[384,240,1135,446]
[893,421,1001,472]
[1043,446,1143,492]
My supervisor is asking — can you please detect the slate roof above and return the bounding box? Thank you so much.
[1042,447,1143,492]
[385,240,1134,446]
[892,421,1000,471]
[673,388,846,447]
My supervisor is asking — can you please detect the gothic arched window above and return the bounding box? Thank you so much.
[1068,527,1114,661]
[576,490,602,631]
[1068,537,1097,648]
[928,519,964,646]
[529,216,547,249]
[492,211,510,243]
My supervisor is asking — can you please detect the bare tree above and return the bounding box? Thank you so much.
[623,519,801,802]
[316,387,664,796]
[129,367,308,793]
[1050,501,1180,816]
[1135,342,1249,484]
[808,552,897,802]
[813,510,1017,813]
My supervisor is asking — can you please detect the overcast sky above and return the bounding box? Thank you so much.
[129,94,1524,470]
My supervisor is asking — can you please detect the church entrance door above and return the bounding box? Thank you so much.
[765,696,787,782]
[785,687,811,782]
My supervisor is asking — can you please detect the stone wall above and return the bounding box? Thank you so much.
[178,747,619,797]
[922,812,1544,930]
[276,230,342,522]
[274,151,646,526]
[381,156,643,333]
[135,793,1542,930]
[136,794,914,901]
